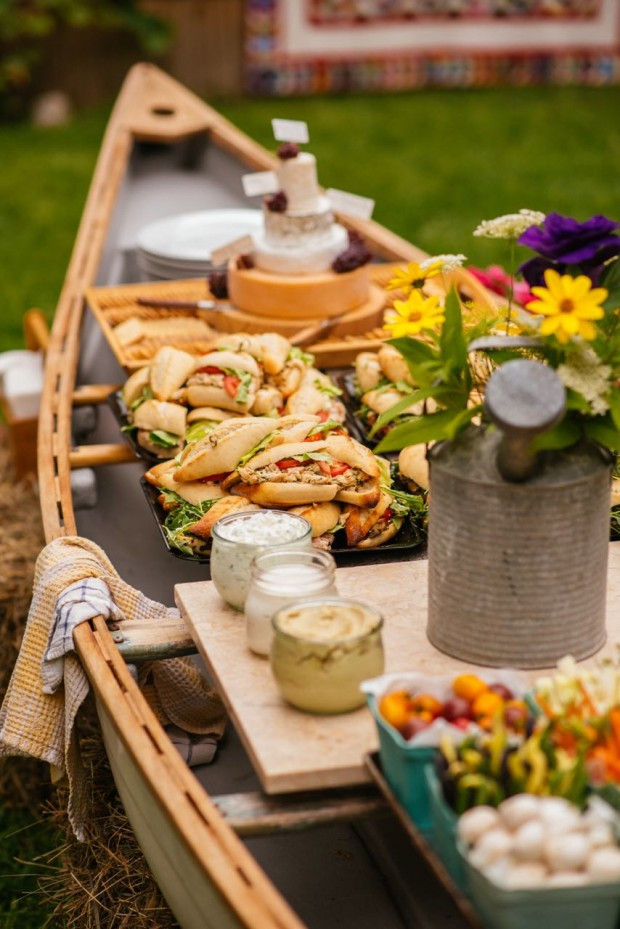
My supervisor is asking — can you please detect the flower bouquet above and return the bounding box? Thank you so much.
[373,211,620,459]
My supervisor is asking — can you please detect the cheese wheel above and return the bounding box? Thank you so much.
[227,261,370,320]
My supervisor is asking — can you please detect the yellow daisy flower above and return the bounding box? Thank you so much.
[384,290,445,338]
[386,260,442,293]
[527,269,607,345]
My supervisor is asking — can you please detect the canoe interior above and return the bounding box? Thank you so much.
[41,64,480,928]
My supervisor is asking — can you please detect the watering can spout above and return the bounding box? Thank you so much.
[484,359,566,482]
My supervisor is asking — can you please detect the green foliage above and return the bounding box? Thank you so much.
[373,287,492,451]
[0,0,170,113]
[0,807,60,927]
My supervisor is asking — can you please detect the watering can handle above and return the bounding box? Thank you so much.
[482,359,566,482]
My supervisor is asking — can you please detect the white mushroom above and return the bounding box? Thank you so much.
[546,871,588,888]
[457,806,501,846]
[499,862,548,890]
[588,823,615,849]
[537,796,582,834]
[469,828,513,869]
[513,819,546,862]
[499,794,541,832]
[587,847,620,882]
[545,832,590,872]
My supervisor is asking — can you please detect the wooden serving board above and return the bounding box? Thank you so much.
[86,266,404,372]
[175,546,620,795]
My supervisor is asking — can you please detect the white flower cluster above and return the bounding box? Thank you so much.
[557,344,611,416]
[421,253,467,271]
[473,209,546,240]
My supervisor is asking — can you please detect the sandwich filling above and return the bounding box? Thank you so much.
[186,364,258,405]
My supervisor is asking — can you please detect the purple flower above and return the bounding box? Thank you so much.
[518,212,620,287]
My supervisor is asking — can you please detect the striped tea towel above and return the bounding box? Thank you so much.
[0,535,226,839]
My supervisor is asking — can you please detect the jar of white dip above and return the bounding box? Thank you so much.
[210,510,312,611]
[245,550,337,657]
[270,598,384,713]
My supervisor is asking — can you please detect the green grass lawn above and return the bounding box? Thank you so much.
[1,85,620,351]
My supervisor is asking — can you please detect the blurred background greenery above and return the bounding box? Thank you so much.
[1,83,619,352]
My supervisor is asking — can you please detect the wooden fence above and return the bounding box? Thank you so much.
[35,0,245,109]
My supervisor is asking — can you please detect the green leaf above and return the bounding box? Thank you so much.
[369,384,457,437]
[185,420,216,444]
[288,346,315,366]
[374,408,474,453]
[601,257,620,312]
[314,378,342,398]
[238,431,276,466]
[583,415,620,453]
[149,429,180,448]
[564,388,590,413]
[530,417,580,451]
[439,288,467,375]
[387,337,439,385]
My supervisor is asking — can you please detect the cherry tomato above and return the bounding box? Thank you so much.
[471,690,504,720]
[379,690,412,731]
[453,674,489,702]
[223,374,241,398]
[410,693,443,718]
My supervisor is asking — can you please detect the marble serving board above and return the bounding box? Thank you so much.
[175,547,620,795]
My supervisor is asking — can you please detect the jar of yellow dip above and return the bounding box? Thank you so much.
[270,598,384,714]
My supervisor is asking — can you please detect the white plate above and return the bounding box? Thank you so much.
[136,209,263,263]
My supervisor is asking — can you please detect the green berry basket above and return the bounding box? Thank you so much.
[424,765,465,889]
[362,670,525,837]
[462,849,620,929]
[365,691,436,834]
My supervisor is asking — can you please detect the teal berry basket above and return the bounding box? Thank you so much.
[365,693,437,834]
[462,849,620,929]
[424,765,465,890]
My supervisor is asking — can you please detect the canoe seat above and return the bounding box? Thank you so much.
[111,616,197,662]
[212,786,386,836]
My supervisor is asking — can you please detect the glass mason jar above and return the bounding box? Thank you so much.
[245,549,338,657]
[210,510,312,611]
[270,598,384,714]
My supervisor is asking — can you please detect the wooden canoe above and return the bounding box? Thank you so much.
[38,63,497,928]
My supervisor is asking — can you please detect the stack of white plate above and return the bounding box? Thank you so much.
[135,209,263,280]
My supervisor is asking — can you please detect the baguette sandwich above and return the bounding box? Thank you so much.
[185,350,262,413]
[344,491,402,548]
[132,399,187,458]
[228,434,381,507]
[285,367,346,424]
[175,415,323,484]
[144,460,225,508]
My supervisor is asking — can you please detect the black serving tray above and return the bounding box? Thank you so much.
[109,389,165,465]
[140,476,425,565]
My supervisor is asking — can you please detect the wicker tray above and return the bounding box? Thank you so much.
[86,264,405,371]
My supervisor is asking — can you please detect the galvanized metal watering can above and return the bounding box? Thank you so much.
[426,358,612,669]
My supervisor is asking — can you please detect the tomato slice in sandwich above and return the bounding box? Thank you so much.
[199,472,229,483]
[197,365,224,375]
[329,462,351,477]
[276,458,303,470]
[223,374,242,398]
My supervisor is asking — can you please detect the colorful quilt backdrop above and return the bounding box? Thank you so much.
[245,0,620,94]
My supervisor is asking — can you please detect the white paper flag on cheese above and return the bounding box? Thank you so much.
[210,234,255,266]
[242,171,279,197]
[272,119,309,144]
[327,188,375,221]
